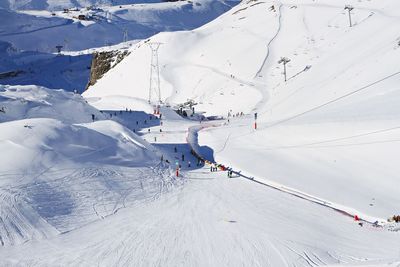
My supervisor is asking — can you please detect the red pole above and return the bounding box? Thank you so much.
[176,168,179,177]
[254,122,257,130]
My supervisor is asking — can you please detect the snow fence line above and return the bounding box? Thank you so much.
[186,123,388,228]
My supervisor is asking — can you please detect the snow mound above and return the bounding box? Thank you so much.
[1,118,158,172]
[0,85,167,244]
[0,85,104,124]
[85,94,154,113]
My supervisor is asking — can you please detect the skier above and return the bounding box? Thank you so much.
[269,5,275,12]
[148,129,150,133]
[188,161,191,168]
[154,136,157,142]
[181,154,185,162]
[161,155,164,162]
[136,121,139,125]
[174,146,177,153]
[91,114,95,122]
[212,164,217,172]
[160,128,162,132]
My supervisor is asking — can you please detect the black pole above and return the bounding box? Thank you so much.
[283,62,287,82]
[348,9,352,27]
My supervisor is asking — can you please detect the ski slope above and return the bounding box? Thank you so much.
[195,0,400,220]
[1,0,400,265]
[1,104,400,266]
[85,0,400,219]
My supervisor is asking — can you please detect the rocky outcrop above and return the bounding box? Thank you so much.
[0,70,25,79]
[85,50,129,90]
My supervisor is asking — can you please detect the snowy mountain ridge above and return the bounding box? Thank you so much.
[2,0,162,11]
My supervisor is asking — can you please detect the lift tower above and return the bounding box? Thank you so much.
[344,5,354,27]
[148,42,162,104]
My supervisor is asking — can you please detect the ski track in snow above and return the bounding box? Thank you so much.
[1,104,399,266]
[254,3,283,79]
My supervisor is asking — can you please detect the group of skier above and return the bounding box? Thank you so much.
[210,164,218,172]
[227,110,245,118]
[134,111,237,179]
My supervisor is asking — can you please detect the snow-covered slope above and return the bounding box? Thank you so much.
[0,85,169,247]
[84,0,273,114]
[0,40,92,91]
[196,0,400,220]
[85,0,400,219]
[0,0,239,52]
[2,0,400,265]
[1,104,399,266]
[0,85,102,123]
[0,0,239,90]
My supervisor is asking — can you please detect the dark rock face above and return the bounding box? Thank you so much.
[86,50,129,90]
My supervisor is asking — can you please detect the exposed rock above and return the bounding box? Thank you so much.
[85,50,129,90]
[0,70,25,79]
